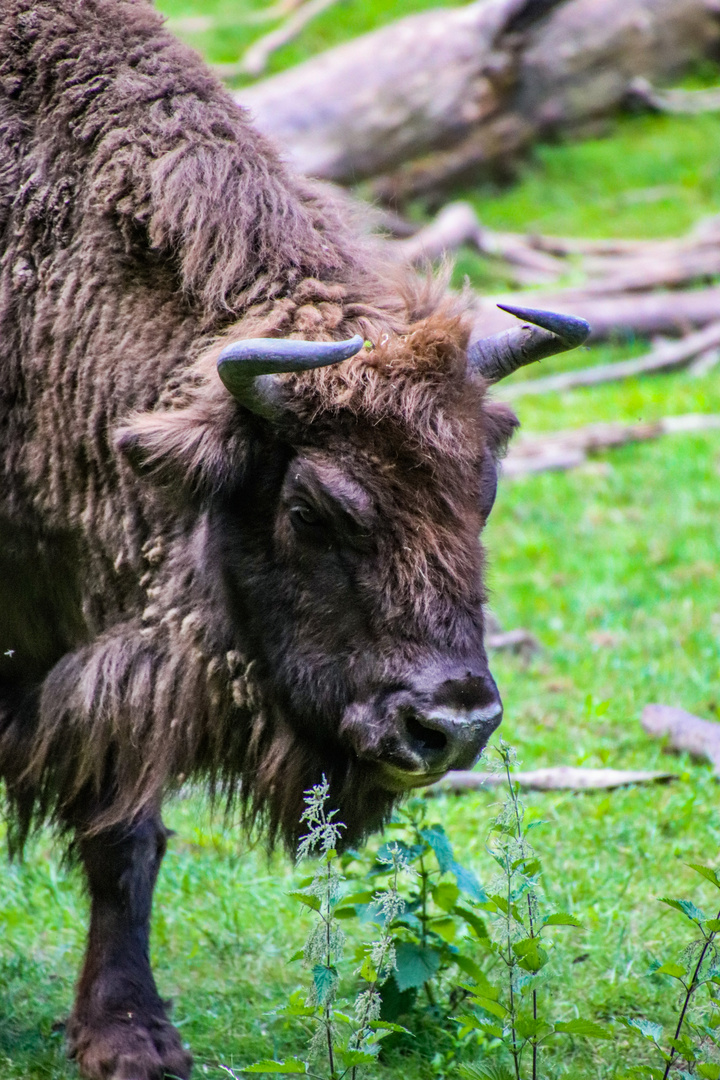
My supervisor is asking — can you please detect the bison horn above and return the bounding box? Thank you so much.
[468,304,590,383]
[217,334,365,415]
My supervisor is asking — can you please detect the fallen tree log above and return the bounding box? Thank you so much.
[485,628,542,653]
[393,201,566,284]
[641,704,720,774]
[236,0,720,200]
[498,320,720,398]
[391,205,720,291]
[426,766,677,793]
[504,413,720,475]
[473,286,720,343]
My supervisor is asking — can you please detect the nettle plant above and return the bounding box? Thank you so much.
[227,748,720,1080]
[230,776,411,1080]
[618,863,720,1080]
[452,743,611,1080]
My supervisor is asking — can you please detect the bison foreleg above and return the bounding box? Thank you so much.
[67,813,192,1080]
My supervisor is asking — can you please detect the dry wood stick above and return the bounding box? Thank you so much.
[561,248,720,296]
[485,628,541,653]
[626,76,720,115]
[426,766,677,794]
[499,320,720,399]
[504,414,720,475]
[393,202,565,283]
[688,347,720,376]
[228,0,341,78]
[642,705,720,774]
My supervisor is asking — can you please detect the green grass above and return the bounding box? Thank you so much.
[2,2,720,1077]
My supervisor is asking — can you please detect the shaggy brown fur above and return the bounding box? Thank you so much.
[0,2,516,1076]
[0,0,515,851]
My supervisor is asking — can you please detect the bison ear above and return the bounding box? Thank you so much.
[115,403,247,497]
[483,400,519,460]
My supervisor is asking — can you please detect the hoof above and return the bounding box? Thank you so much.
[67,1011,192,1080]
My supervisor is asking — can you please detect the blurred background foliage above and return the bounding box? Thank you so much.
[1,2,720,1078]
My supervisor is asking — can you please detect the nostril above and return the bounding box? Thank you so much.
[404,713,448,755]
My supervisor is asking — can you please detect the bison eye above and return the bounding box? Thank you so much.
[289,502,324,530]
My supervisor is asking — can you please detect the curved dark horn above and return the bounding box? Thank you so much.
[217,334,364,416]
[468,304,590,383]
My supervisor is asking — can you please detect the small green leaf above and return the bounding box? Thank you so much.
[394,942,442,991]
[452,862,488,902]
[659,897,706,923]
[288,949,304,963]
[340,890,375,905]
[512,937,549,972]
[432,882,460,912]
[654,962,686,979]
[288,892,322,913]
[455,1012,483,1035]
[358,956,377,982]
[668,1034,696,1058]
[542,912,584,928]
[421,826,454,873]
[454,954,486,982]
[454,906,489,939]
[515,1014,552,1040]
[429,915,457,943]
[242,1059,308,1073]
[368,1021,412,1035]
[278,991,315,1018]
[334,906,360,920]
[697,1065,720,1079]
[339,1051,378,1067]
[554,1019,613,1039]
[513,857,541,878]
[688,864,720,888]
[462,972,501,1000]
[623,1017,664,1043]
[706,919,720,932]
[312,963,337,1006]
[470,994,508,1020]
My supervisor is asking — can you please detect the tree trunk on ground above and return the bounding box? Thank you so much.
[236,0,720,202]
[472,285,720,342]
[499,322,720,398]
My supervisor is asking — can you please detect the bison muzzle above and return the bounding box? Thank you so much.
[0,2,589,1077]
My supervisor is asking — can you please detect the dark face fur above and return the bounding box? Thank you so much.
[213,434,505,781]
[120,312,518,841]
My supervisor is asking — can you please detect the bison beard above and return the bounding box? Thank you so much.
[0,2,588,1077]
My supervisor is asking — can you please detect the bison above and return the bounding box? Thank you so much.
[0,1,589,1077]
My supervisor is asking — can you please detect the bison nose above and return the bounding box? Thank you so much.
[401,673,503,773]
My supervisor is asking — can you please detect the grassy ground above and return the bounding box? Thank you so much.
[2,2,720,1078]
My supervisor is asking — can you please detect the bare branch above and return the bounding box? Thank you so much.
[426,766,677,794]
[499,320,720,399]
[626,75,720,115]
[224,0,341,79]
[504,414,720,475]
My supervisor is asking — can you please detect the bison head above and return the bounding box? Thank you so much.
[119,303,588,845]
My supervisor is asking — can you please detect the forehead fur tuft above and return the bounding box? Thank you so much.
[283,306,490,463]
